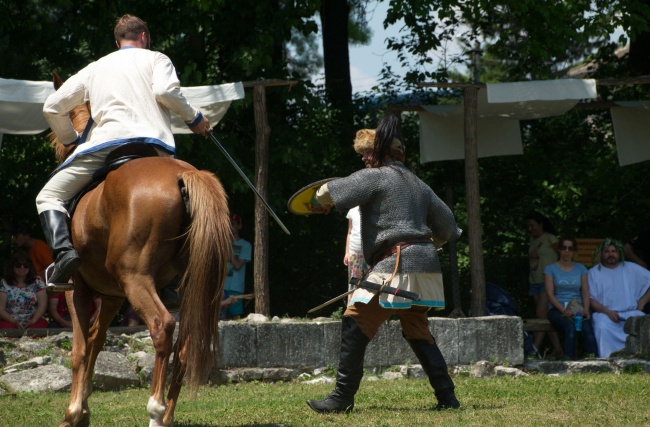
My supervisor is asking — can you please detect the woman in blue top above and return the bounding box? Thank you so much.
[544,236,598,359]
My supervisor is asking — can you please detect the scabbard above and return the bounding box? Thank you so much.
[349,277,421,301]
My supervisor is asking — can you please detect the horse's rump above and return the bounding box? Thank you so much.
[72,155,231,386]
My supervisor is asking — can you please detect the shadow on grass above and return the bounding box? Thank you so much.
[363,403,506,412]
[174,424,289,427]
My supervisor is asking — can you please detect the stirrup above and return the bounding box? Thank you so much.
[45,263,74,292]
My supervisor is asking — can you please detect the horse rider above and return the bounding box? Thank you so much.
[38,14,211,292]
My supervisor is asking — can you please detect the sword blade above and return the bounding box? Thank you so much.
[208,131,290,235]
[307,289,355,314]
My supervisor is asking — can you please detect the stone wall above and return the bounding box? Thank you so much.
[624,315,650,355]
[219,315,524,368]
[7,315,650,394]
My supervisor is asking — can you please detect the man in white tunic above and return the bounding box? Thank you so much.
[588,239,650,357]
[38,14,211,291]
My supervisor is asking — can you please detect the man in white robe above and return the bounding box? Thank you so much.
[588,239,650,357]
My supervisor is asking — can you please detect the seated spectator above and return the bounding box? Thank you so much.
[544,236,598,359]
[48,292,101,328]
[0,253,48,329]
[11,222,54,279]
[588,239,650,357]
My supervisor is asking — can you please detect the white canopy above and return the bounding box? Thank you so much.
[0,77,245,143]
[419,79,598,163]
[609,101,650,167]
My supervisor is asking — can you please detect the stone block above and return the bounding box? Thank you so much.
[322,320,341,367]
[220,370,240,383]
[566,360,615,373]
[219,322,257,368]
[623,316,643,336]
[382,317,459,365]
[239,368,263,382]
[364,322,389,367]
[639,316,650,356]
[528,360,569,374]
[386,320,414,366]
[430,317,459,365]
[93,351,140,391]
[457,316,523,365]
[257,322,325,368]
[262,367,298,382]
[615,358,650,374]
[625,335,639,355]
[0,364,71,393]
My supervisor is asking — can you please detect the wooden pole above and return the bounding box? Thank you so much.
[243,80,297,316]
[445,185,465,317]
[463,86,486,316]
[252,84,270,315]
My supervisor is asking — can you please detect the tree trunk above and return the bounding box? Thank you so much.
[253,85,271,316]
[629,0,650,75]
[321,0,354,136]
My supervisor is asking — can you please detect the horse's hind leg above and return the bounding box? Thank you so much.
[163,338,189,426]
[120,278,176,427]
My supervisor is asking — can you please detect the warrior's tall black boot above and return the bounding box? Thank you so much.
[39,210,80,291]
[307,316,370,414]
[407,338,460,410]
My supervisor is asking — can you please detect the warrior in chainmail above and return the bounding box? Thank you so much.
[306,114,462,414]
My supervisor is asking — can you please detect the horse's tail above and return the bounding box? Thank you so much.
[177,169,232,391]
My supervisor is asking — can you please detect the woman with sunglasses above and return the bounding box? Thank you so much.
[0,253,48,329]
[543,236,598,359]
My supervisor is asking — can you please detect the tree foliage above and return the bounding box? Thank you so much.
[1,0,650,321]
[382,0,650,85]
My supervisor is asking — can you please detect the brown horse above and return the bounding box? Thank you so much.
[49,73,232,427]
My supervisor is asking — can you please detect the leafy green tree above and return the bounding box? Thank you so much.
[381,0,650,85]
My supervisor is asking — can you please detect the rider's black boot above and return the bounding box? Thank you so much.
[39,210,80,292]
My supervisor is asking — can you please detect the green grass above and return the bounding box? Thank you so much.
[0,373,648,426]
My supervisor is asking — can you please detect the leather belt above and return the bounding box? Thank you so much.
[371,237,433,266]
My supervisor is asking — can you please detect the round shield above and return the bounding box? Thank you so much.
[287,177,337,215]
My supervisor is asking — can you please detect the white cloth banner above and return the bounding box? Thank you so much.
[0,78,54,135]
[419,79,598,163]
[418,109,522,162]
[610,101,650,167]
[0,77,244,136]
[486,79,597,104]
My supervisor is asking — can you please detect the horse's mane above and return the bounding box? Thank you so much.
[48,72,92,165]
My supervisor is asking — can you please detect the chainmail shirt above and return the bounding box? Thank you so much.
[327,161,461,275]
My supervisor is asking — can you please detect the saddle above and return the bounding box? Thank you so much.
[66,143,159,217]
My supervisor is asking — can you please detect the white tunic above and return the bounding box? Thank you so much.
[588,262,650,357]
[43,47,201,170]
[346,207,362,254]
